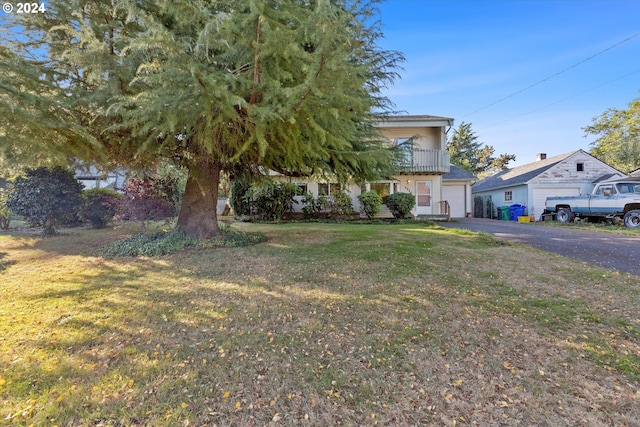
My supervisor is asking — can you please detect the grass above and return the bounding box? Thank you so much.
[1,221,639,426]
[535,218,640,235]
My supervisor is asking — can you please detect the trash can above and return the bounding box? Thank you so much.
[500,206,510,221]
[509,204,526,221]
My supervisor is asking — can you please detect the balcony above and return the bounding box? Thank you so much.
[395,149,450,174]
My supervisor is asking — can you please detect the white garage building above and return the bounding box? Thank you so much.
[471,150,625,220]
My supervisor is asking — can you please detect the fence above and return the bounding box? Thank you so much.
[473,195,497,219]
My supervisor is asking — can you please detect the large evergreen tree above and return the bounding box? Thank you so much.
[0,0,403,238]
[584,96,640,174]
[446,122,515,177]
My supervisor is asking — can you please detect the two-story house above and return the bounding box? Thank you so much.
[274,115,474,218]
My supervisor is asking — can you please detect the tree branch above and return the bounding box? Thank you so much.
[249,16,261,105]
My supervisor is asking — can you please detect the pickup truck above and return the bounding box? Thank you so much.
[544,179,640,228]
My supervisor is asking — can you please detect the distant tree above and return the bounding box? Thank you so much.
[6,166,84,235]
[447,122,515,177]
[490,152,517,171]
[1,0,403,239]
[584,96,640,174]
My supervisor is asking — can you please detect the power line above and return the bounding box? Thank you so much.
[478,68,640,131]
[462,32,640,118]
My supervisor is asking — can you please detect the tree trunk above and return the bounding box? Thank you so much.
[176,158,222,239]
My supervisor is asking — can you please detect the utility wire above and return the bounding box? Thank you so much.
[478,68,640,131]
[462,32,640,117]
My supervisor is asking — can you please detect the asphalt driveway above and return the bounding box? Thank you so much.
[438,218,640,276]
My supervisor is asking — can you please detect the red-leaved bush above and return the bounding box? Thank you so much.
[115,176,180,228]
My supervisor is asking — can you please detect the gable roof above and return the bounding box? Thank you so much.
[472,151,575,192]
[443,165,475,181]
[471,149,620,193]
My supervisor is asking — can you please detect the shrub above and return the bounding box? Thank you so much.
[6,166,84,235]
[99,230,197,257]
[116,176,178,229]
[0,188,10,230]
[316,192,330,212]
[358,191,383,219]
[81,188,121,229]
[301,192,321,219]
[329,190,354,216]
[202,223,269,247]
[230,179,252,217]
[245,181,301,221]
[385,192,415,219]
[99,224,267,257]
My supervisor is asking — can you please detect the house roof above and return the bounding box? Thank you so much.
[376,114,454,128]
[380,114,454,122]
[472,151,576,192]
[443,165,475,181]
[471,149,622,193]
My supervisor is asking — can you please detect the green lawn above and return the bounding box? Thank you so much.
[1,222,638,426]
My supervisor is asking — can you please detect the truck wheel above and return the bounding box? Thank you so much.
[556,208,574,223]
[623,210,640,228]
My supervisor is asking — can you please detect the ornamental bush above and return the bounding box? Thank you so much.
[81,188,121,229]
[385,192,415,219]
[328,190,355,216]
[115,176,178,228]
[230,179,252,217]
[357,191,383,219]
[6,166,84,235]
[301,192,321,219]
[245,181,301,221]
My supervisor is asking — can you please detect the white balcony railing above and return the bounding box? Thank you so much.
[395,149,450,174]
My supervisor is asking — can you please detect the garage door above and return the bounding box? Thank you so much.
[532,187,580,220]
[442,185,466,218]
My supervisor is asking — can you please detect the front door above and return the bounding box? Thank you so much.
[416,180,432,216]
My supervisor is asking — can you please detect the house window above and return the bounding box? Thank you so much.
[296,183,308,194]
[577,163,584,172]
[318,183,341,196]
[370,182,391,198]
[504,191,513,202]
[318,183,329,196]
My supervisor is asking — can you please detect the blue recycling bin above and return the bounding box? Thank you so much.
[509,204,526,221]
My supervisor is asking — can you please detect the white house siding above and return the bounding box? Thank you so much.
[398,174,443,217]
[282,174,446,218]
[382,127,442,150]
[497,186,529,210]
[530,151,622,184]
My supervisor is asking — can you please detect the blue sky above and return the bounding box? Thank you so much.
[376,0,640,167]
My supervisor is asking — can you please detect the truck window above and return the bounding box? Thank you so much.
[616,183,640,194]
[595,185,614,196]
